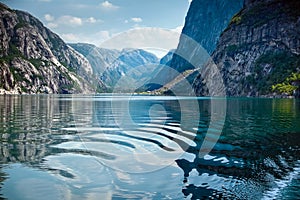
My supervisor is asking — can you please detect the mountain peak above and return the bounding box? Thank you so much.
[0,3,102,94]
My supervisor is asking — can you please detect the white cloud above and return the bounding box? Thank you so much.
[99,27,181,52]
[44,14,54,22]
[173,26,183,33]
[131,17,143,23]
[86,17,97,24]
[59,15,82,26]
[132,23,142,29]
[60,31,111,45]
[45,15,102,30]
[59,27,181,58]
[100,1,119,10]
[124,17,143,25]
[95,31,111,42]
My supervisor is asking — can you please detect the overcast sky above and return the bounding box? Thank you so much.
[2,0,191,55]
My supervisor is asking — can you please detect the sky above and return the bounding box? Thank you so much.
[2,0,192,56]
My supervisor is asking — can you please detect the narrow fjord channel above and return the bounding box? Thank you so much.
[0,95,299,199]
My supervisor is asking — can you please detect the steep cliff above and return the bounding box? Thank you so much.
[69,43,119,76]
[147,0,243,91]
[176,0,244,55]
[193,0,300,96]
[0,3,99,94]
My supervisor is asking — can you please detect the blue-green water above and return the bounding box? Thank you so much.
[0,95,299,199]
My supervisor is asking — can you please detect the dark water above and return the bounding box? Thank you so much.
[0,95,299,199]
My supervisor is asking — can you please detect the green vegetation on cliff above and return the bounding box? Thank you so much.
[230,0,300,27]
[246,51,300,95]
[272,72,300,95]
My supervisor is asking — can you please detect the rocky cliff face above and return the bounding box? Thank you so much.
[179,0,244,55]
[193,0,300,96]
[170,0,243,74]
[147,0,243,91]
[0,3,99,94]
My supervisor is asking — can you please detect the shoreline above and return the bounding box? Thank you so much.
[0,91,298,99]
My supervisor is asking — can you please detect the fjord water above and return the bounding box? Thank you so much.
[0,95,299,199]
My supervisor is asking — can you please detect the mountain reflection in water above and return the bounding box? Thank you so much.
[0,95,299,199]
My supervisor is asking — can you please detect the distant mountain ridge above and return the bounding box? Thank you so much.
[0,3,105,94]
[70,43,159,92]
[0,3,159,94]
[68,43,119,76]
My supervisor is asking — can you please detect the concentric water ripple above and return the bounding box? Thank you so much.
[0,95,299,199]
[58,121,199,173]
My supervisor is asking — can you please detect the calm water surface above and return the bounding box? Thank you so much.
[0,95,299,199]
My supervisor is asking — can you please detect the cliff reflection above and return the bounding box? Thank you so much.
[0,95,90,164]
[176,98,300,199]
[0,95,186,199]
